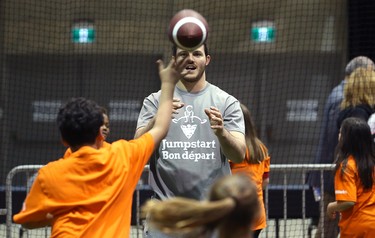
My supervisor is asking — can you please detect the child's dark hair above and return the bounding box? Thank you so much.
[335,117,375,189]
[57,97,103,147]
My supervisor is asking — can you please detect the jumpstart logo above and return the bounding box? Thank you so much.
[161,105,217,162]
[172,105,207,139]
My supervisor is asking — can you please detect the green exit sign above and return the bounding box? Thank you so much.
[251,27,275,43]
[72,27,95,43]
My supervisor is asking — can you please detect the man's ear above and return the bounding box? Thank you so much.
[206,55,211,66]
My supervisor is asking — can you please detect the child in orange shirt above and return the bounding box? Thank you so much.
[327,117,375,237]
[13,58,182,238]
[230,103,270,238]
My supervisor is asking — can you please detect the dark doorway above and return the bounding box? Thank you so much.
[348,0,375,60]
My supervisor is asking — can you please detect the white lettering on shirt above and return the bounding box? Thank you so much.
[335,190,348,194]
[161,139,216,151]
[161,139,217,162]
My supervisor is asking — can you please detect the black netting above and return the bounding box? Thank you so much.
[1,0,375,237]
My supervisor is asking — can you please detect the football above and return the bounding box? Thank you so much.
[168,9,209,50]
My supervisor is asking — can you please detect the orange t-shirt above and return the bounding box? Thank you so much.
[63,141,111,158]
[334,156,375,237]
[230,143,270,230]
[14,133,154,238]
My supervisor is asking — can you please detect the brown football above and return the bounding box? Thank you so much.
[168,9,209,50]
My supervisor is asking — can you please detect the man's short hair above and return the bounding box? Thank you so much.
[57,97,103,147]
[345,56,375,76]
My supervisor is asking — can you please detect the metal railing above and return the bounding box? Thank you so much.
[266,164,334,238]
[1,164,334,238]
[4,165,43,238]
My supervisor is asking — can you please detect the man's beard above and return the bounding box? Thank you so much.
[181,69,204,83]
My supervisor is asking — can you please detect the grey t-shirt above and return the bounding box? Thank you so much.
[137,83,245,200]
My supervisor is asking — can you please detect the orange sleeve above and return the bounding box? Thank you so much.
[261,143,270,176]
[13,170,50,224]
[335,158,357,202]
[63,148,72,158]
[129,132,154,163]
[263,159,270,179]
[264,157,270,173]
[119,132,154,180]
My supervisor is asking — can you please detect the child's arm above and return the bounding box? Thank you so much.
[147,58,183,144]
[326,200,355,219]
[134,98,184,139]
[262,176,269,190]
[22,213,53,229]
[13,173,53,229]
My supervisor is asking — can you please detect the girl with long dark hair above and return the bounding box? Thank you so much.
[327,117,375,237]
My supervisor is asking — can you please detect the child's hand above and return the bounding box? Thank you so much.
[156,57,186,85]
